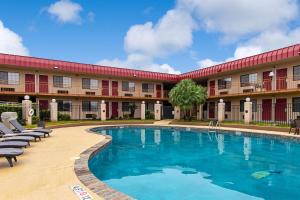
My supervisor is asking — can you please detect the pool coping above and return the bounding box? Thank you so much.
[74,124,300,200]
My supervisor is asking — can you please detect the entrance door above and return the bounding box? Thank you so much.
[275,98,287,121]
[25,74,35,93]
[262,99,272,121]
[209,80,215,96]
[208,102,215,119]
[39,75,48,93]
[39,100,49,110]
[106,102,109,118]
[112,81,118,96]
[276,68,287,90]
[262,71,272,91]
[163,106,173,119]
[102,80,109,96]
[111,102,118,118]
[156,85,162,98]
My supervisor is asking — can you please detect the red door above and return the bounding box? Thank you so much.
[39,100,49,110]
[39,75,48,93]
[275,98,287,121]
[111,102,118,118]
[276,68,287,90]
[262,71,272,91]
[112,81,118,96]
[102,80,109,96]
[209,80,215,96]
[156,85,161,98]
[208,102,215,118]
[25,74,35,93]
[106,102,109,118]
[262,99,272,121]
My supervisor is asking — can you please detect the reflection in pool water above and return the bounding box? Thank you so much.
[89,127,300,200]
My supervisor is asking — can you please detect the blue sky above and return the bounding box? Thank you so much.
[0,0,299,74]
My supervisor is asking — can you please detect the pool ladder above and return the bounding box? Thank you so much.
[208,120,220,133]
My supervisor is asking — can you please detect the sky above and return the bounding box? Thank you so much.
[0,0,300,74]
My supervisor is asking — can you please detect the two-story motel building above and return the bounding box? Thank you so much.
[0,44,300,123]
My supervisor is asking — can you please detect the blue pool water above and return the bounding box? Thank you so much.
[89,127,300,200]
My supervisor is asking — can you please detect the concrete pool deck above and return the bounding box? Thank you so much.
[0,125,105,200]
[1,123,300,200]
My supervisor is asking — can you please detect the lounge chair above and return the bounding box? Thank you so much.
[10,119,52,137]
[0,123,42,142]
[0,148,24,167]
[0,141,29,148]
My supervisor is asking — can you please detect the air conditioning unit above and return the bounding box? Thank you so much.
[124,93,133,97]
[57,90,68,94]
[145,94,152,98]
[1,88,15,92]
[86,91,95,95]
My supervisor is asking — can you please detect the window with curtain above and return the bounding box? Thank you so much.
[293,97,300,112]
[122,102,130,112]
[57,100,71,112]
[0,71,19,85]
[82,101,98,112]
[82,78,98,89]
[53,76,72,88]
[240,73,257,87]
[218,78,232,89]
[293,65,300,81]
[122,81,135,92]
[142,83,154,92]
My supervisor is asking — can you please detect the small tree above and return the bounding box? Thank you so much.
[169,79,207,120]
[128,103,137,118]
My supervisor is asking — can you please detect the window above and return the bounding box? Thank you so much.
[240,100,246,112]
[82,101,98,112]
[293,65,300,81]
[122,81,135,92]
[252,100,257,112]
[293,97,300,112]
[57,100,71,112]
[218,78,232,89]
[0,71,19,85]
[240,73,257,87]
[225,101,231,112]
[142,83,154,93]
[82,78,98,89]
[53,76,72,88]
[122,102,130,112]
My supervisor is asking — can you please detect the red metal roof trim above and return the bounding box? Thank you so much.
[180,44,300,80]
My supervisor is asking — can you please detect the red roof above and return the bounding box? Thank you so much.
[180,43,300,80]
[0,44,299,81]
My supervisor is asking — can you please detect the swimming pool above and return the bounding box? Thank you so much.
[88,126,300,200]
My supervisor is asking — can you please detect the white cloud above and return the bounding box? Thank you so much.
[98,53,181,74]
[48,0,82,24]
[125,8,196,57]
[0,20,29,56]
[87,12,95,22]
[179,0,298,41]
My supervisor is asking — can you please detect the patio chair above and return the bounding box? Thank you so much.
[0,140,29,148]
[0,148,24,167]
[289,119,296,134]
[0,123,42,142]
[294,119,300,135]
[9,119,52,137]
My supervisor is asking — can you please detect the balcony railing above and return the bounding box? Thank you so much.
[209,77,300,97]
[12,83,169,100]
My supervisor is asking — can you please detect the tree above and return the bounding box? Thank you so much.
[169,79,207,120]
[128,103,137,118]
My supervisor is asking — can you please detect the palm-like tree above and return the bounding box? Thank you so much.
[169,79,207,120]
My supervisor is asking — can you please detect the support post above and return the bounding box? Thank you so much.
[22,95,32,125]
[50,99,58,122]
[244,97,252,124]
[197,104,203,120]
[141,101,146,120]
[154,101,161,120]
[100,100,106,121]
[174,106,180,120]
[218,99,225,122]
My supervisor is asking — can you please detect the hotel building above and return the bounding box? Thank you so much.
[0,44,300,123]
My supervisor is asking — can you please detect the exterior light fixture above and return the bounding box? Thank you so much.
[133,74,137,77]
[269,71,274,77]
[24,95,30,100]
[54,66,58,69]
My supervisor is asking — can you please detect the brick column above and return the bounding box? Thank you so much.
[141,101,146,120]
[50,99,58,122]
[218,99,225,122]
[244,97,253,124]
[154,101,161,120]
[174,106,180,120]
[100,100,106,121]
[22,95,32,125]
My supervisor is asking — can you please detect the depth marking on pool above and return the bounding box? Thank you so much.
[71,185,93,200]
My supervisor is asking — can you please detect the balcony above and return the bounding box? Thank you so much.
[209,77,300,98]
[3,83,169,101]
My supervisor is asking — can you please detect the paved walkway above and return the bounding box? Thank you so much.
[0,126,105,200]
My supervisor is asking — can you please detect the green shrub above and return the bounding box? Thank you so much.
[58,113,71,121]
[32,115,40,124]
[123,113,130,119]
[39,110,50,121]
[145,110,154,119]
